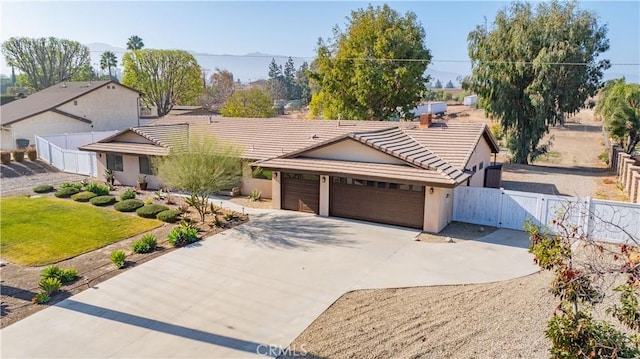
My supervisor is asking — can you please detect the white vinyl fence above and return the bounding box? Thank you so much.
[453,186,640,244]
[35,131,117,177]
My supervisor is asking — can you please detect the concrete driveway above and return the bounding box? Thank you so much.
[1,208,539,358]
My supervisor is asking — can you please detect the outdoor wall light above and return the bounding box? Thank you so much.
[429,187,434,194]
[274,172,278,178]
[322,176,326,183]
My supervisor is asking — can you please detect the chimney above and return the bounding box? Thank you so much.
[419,113,432,128]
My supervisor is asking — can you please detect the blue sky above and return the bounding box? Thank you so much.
[1,1,639,80]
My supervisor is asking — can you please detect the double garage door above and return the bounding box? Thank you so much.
[281,172,425,229]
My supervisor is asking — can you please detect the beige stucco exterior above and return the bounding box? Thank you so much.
[319,175,330,216]
[423,187,454,233]
[272,171,282,209]
[304,139,407,165]
[96,153,162,190]
[1,84,139,150]
[466,137,492,187]
[241,178,272,199]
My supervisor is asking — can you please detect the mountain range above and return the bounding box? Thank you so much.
[87,42,465,86]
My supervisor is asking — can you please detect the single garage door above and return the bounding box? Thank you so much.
[281,173,320,214]
[330,177,425,229]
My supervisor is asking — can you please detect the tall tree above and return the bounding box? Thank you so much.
[220,88,276,118]
[100,51,118,80]
[309,4,431,120]
[597,80,640,154]
[433,79,442,89]
[445,80,454,89]
[283,57,297,100]
[295,61,312,105]
[205,68,235,111]
[122,49,202,117]
[126,35,144,50]
[1,37,90,91]
[467,1,610,163]
[267,58,287,101]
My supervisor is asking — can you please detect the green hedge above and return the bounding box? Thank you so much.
[89,195,116,206]
[114,199,145,212]
[33,184,54,194]
[71,191,97,202]
[156,209,182,223]
[136,204,170,218]
[54,187,80,198]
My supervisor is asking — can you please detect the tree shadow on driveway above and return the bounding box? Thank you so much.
[230,211,357,250]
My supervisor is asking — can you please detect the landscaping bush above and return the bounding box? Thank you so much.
[12,149,25,162]
[156,209,182,223]
[41,265,78,283]
[110,250,126,269]
[54,187,80,198]
[0,151,10,165]
[167,222,199,247]
[27,147,37,161]
[60,182,83,190]
[85,182,110,196]
[32,292,50,304]
[71,191,97,202]
[39,277,62,294]
[131,234,157,253]
[136,204,169,218]
[89,195,116,206]
[120,188,136,200]
[33,184,54,193]
[114,199,145,212]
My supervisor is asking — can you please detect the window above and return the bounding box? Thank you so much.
[377,182,386,188]
[366,180,374,187]
[412,185,423,192]
[479,162,484,170]
[139,156,153,175]
[389,183,398,189]
[472,165,477,172]
[73,100,78,106]
[399,184,410,190]
[106,154,123,171]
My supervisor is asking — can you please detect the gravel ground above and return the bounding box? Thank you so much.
[0,161,90,197]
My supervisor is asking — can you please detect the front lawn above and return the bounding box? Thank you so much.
[0,196,162,266]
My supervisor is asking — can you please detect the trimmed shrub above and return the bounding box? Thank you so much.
[60,182,83,190]
[71,191,97,202]
[114,199,145,212]
[27,147,37,161]
[41,265,78,284]
[120,188,136,200]
[136,204,169,218]
[32,292,50,304]
[156,209,182,223]
[1,151,11,164]
[55,187,80,198]
[131,234,157,254]
[110,250,126,269]
[85,182,110,196]
[39,277,61,294]
[167,222,199,247]
[33,184,54,193]
[90,195,116,206]
[12,149,25,162]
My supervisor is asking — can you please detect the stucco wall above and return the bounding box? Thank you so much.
[423,186,453,233]
[97,152,162,190]
[466,137,493,187]
[304,139,406,165]
[57,84,139,131]
[272,171,282,209]
[5,112,91,149]
[241,178,273,199]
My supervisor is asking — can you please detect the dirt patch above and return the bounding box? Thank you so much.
[416,221,498,243]
[0,186,248,328]
[229,196,273,210]
[283,272,556,359]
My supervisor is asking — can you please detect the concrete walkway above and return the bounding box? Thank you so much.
[1,204,539,358]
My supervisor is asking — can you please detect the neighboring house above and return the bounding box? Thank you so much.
[80,116,499,233]
[168,105,219,117]
[0,81,140,150]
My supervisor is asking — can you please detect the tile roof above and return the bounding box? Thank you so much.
[78,124,188,154]
[0,81,139,126]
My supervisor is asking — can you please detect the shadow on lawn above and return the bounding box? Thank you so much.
[230,211,356,250]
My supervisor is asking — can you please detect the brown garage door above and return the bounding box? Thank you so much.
[281,173,320,214]
[330,177,425,229]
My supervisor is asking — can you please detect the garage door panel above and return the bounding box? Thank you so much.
[331,179,424,229]
[282,174,320,214]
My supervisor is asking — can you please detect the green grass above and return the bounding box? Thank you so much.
[0,197,162,266]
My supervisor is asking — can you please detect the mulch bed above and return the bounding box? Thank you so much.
[0,184,248,328]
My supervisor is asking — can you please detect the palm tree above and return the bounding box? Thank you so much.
[126,35,144,50]
[100,51,117,80]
